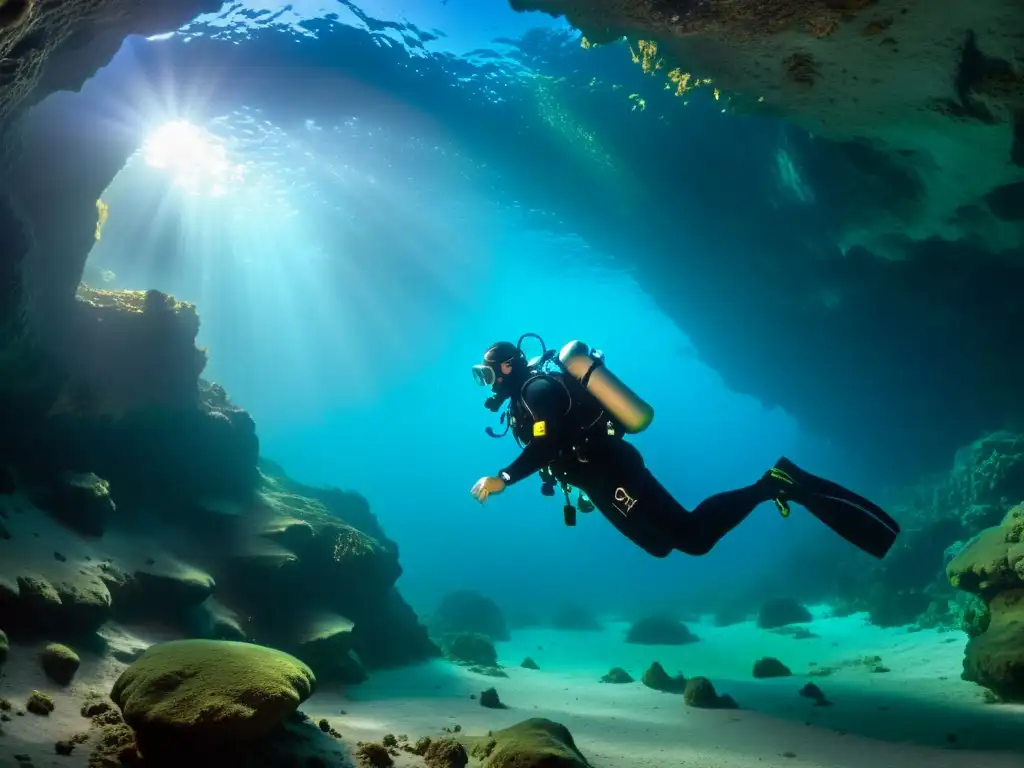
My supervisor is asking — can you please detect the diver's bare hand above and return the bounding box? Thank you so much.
[471,476,506,504]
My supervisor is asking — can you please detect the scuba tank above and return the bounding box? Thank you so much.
[558,340,654,434]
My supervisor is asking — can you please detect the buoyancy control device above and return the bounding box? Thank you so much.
[483,333,655,526]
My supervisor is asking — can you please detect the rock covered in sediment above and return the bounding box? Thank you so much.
[948,503,1024,701]
[683,676,738,709]
[33,472,115,537]
[641,661,686,693]
[753,657,792,678]
[430,590,510,641]
[425,736,469,768]
[625,615,698,645]
[758,598,812,629]
[110,639,315,750]
[0,285,437,681]
[599,667,633,684]
[468,718,591,767]
[442,632,498,668]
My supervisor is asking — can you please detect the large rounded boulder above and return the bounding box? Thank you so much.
[947,504,1024,701]
[430,590,509,641]
[469,718,590,767]
[110,639,315,751]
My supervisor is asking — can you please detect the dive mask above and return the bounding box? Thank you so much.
[471,363,496,387]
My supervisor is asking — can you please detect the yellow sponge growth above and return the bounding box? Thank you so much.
[95,199,109,242]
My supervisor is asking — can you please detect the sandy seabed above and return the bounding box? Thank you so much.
[2,608,1023,768]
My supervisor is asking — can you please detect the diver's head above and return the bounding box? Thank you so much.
[472,340,528,395]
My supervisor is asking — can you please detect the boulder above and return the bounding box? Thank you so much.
[757,598,812,629]
[430,590,509,641]
[625,615,698,645]
[468,718,590,768]
[442,632,498,668]
[753,657,791,679]
[599,667,633,684]
[282,612,367,684]
[948,504,1024,701]
[425,737,469,768]
[40,642,80,685]
[0,567,112,636]
[110,639,315,751]
[115,560,215,619]
[683,677,738,709]
[641,661,686,693]
[34,472,115,537]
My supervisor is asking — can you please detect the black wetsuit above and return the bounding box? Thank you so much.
[498,373,779,558]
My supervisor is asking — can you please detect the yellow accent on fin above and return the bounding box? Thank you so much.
[533,420,547,438]
[774,498,791,518]
[769,468,794,484]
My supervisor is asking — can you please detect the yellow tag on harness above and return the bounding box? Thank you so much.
[533,420,547,438]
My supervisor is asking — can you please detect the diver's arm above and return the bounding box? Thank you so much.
[498,378,566,486]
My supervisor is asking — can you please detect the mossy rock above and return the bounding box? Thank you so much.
[112,560,215,621]
[41,642,80,685]
[752,657,791,679]
[683,676,738,709]
[641,661,686,693]
[186,599,247,642]
[625,615,698,645]
[0,571,112,635]
[442,632,498,667]
[285,612,367,684]
[425,736,468,768]
[599,667,633,684]
[110,639,315,748]
[469,718,590,767]
[36,472,116,537]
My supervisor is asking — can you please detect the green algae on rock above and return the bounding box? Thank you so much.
[599,667,633,684]
[947,503,1024,701]
[41,642,80,685]
[441,632,498,668]
[110,639,315,748]
[641,661,686,693]
[625,615,698,645]
[468,718,590,768]
[27,689,55,715]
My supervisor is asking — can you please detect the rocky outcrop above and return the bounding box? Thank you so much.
[0,286,437,681]
[757,598,812,629]
[833,431,1024,629]
[509,0,1024,258]
[468,719,591,768]
[947,504,1024,701]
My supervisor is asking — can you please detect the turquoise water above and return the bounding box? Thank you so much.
[85,2,870,622]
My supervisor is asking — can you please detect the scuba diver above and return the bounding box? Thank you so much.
[469,335,900,560]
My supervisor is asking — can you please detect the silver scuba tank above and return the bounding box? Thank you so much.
[558,340,654,434]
